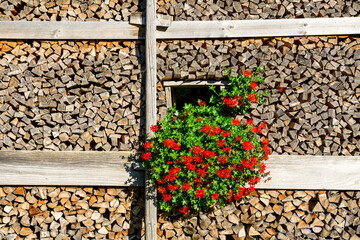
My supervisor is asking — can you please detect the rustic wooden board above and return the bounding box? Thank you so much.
[0,21,143,40]
[1,17,360,40]
[163,80,230,87]
[157,17,360,39]
[145,0,158,239]
[0,151,144,186]
[257,155,360,190]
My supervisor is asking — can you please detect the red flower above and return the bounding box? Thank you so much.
[223,97,239,108]
[262,138,269,145]
[164,139,181,151]
[141,152,151,161]
[197,168,206,177]
[222,147,231,154]
[203,150,215,159]
[193,146,205,155]
[174,117,177,121]
[157,186,166,194]
[243,70,252,78]
[247,93,257,103]
[187,163,196,171]
[280,87,284,92]
[196,189,205,199]
[150,125,159,132]
[201,124,211,134]
[217,156,227,164]
[250,82,257,90]
[182,182,191,191]
[211,194,219,200]
[144,141,153,149]
[179,206,189,214]
[232,118,241,126]
[251,126,260,133]
[197,118,202,122]
[260,162,266,174]
[245,119,253,125]
[162,194,172,201]
[217,140,226,147]
[259,122,267,129]
[194,178,203,184]
[210,126,221,136]
[263,145,271,156]
[221,130,229,138]
[199,101,206,106]
[195,155,204,163]
[248,177,261,185]
[181,155,193,165]
[167,184,179,191]
[235,136,242,141]
[243,141,255,151]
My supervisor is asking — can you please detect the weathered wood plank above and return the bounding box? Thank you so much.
[0,21,143,40]
[257,155,360,190]
[0,151,144,186]
[163,80,230,87]
[157,17,360,39]
[130,13,172,27]
[145,0,157,239]
[1,17,360,40]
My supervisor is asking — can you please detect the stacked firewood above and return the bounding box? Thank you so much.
[0,187,144,239]
[157,0,360,21]
[157,37,360,155]
[0,40,145,151]
[157,190,360,240]
[0,0,145,21]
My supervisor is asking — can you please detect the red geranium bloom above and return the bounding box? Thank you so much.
[199,101,206,106]
[232,118,241,126]
[217,140,226,147]
[144,141,152,149]
[280,87,284,92]
[182,182,191,191]
[250,82,257,90]
[243,70,252,77]
[179,206,189,214]
[245,119,253,125]
[201,124,211,134]
[210,126,221,136]
[243,141,255,151]
[141,152,151,161]
[223,97,239,108]
[221,130,229,138]
[157,186,166,194]
[150,125,159,132]
[211,193,219,199]
[262,138,269,145]
[162,194,172,201]
[217,156,227,164]
[187,163,196,171]
[197,118,202,122]
[196,189,205,199]
[260,162,266,174]
[247,93,257,103]
[235,136,242,141]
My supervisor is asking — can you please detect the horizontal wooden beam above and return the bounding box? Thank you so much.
[257,155,360,190]
[158,17,360,39]
[0,151,359,190]
[1,17,360,40]
[163,80,230,87]
[0,21,143,40]
[0,151,144,186]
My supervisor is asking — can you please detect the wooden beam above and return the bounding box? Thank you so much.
[158,17,360,39]
[0,21,143,40]
[130,13,172,27]
[145,0,157,239]
[257,155,360,190]
[163,80,230,87]
[0,151,144,186]
[2,17,360,40]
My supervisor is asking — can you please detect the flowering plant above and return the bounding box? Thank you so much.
[142,68,271,214]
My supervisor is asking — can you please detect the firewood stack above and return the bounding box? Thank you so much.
[157,190,360,240]
[0,0,145,21]
[0,187,144,239]
[157,0,360,21]
[157,36,360,156]
[0,40,145,151]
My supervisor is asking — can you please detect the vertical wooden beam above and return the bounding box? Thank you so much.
[145,0,157,239]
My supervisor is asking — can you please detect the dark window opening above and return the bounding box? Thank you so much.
[171,86,220,110]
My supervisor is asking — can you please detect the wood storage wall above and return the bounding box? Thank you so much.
[0,0,360,240]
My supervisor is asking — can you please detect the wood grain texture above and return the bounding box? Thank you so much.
[0,21,143,40]
[2,17,360,40]
[257,155,360,190]
[0,151,144,186]
[145,0,158,239]
[157,17,360,39]
[163,80,230,87]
